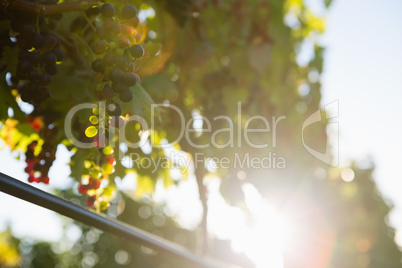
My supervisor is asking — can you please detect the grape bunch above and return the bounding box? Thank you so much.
[78,176,102,207]
[24,137,56,184]
[85,103,126,149]
[0,1,150,210]
[8,9,65,106]
[77,105,125,209]
[24,110,58,184]
[91,3,145,116]
[77,146,116,209]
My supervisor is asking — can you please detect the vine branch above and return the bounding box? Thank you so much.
[3,0,101,16]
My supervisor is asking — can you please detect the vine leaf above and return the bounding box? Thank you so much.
[120,83,161,120]
[50,61,91,102]
[135,175,155,198]
[141,74,179,102]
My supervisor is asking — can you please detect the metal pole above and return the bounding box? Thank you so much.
[0,172,238,268]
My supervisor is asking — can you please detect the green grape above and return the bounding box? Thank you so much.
[89,116,99,124]
[109,41,116,49]
[85,126,98,138]
[100,200,110,210]
[103,146,114,155]
[90,169,100,179]
[102,163,114,174]
[116,48,124,56]
[95,82,103,91]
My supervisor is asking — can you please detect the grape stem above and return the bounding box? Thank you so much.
[194,164,208,255]
[4,0,101,16]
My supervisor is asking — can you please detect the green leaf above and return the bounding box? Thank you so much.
[119,83,161,119]
[0,72,24,122]
[3,46,18,75]
[70,149,95,181]
[50,61,91,102]
[135,175,155,198]
[141,74,179,102]
[70,149,85,181]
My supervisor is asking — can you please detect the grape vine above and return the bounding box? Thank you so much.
[0,0,155,211]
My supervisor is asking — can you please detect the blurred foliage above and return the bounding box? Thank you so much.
[0,229,20,267]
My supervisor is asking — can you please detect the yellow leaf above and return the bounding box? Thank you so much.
[135,175,155,198]
[305,10,326,33]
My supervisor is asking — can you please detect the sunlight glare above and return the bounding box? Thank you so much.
[208,181,293,268]
[234,198,289,268]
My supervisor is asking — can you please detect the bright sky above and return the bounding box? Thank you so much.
[320,0,402,244]
[0,145,71,241]
[0,0,402,266]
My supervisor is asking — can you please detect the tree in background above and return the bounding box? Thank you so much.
[0,0,401,267]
